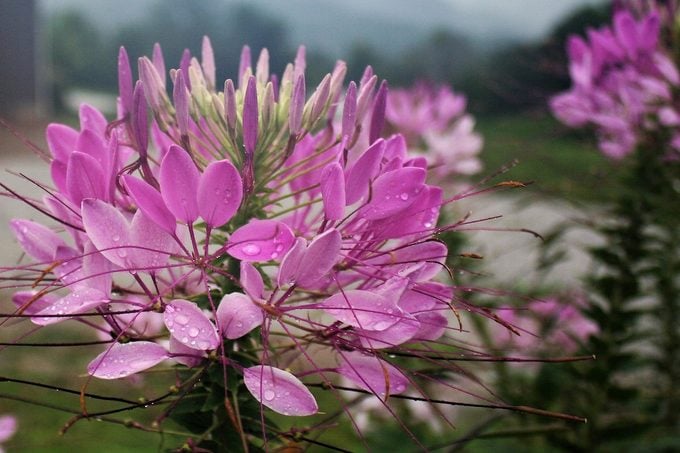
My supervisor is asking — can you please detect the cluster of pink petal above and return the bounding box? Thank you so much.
[6,39,462,418]
[550,6,680,159]
[386,83,483,176]
[492,294,598,354]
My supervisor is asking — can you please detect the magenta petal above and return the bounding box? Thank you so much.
[164,299,219,350]
[66,151,107,205]
[75,128,108,169]
[322,290,401,331]
[342,81,357,139]
[227,219,294,262]
[216,292,263,339]
[118,47,134,115]
[240,262,265,300]
[277,237,307,287]
[173,70,190,135]
[32,288,108,326]
[159,145,200,223]
[337,352,409,397]
[412,312,448,341]
[197,160,243,228]
[88,341,168,379]
[78,104,107,136]
[399,282,452,313]
[295,228,342,288]
[122,175,176,234]
[46,123,78,162]
[345,139,385,205]
[10,219,67,262]
[320,163,346,221]
[243,365,318,416]
[357,314,420,349]
[369,80,388,143]
[360,167,425,220]
[243,76,259,155]
[81,198,131,268]
[81,241,113,296]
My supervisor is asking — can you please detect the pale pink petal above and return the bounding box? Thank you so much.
[244,365,318,416]
[81,199,130,268]
[240,262,264,299]
[169,336,205,368]
[216,292,263,339]
[32,288,109,325]
[412,311,448,341]
[9,219,67,262]
[197,160,243,228]
[129,210,176,271]
[159,145,200,223]
[322,290,401,331]
[12,290,57,315]
[0,415,17,443]
[66,151,107,205]
[337,352,409,397]
[164,299,219,350]
[88,341,169,379]
[227,219,294,262]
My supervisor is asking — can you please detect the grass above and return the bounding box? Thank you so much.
[476,112,623,203]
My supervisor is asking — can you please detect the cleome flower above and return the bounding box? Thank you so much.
[550,3,680,159]
[1,37,573,450]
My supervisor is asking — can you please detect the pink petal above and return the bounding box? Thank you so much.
[360,167,425,220]
[81,199,131,268]
[244,365,318,416]
[277,237,307,287]
[345,139,384,205]
[123,175,176,234]
[197,160,243,228]
[129,210,176,271]
[75,128,108,170]
[46,123,78,162]
[399,282,452,313]
[32,288,108,326]
[12,290,57,315]
[159,145,200,223]
[320,163,346,220]
[80,241,113,296]
[66,151,107,205]
[337,352,409,397]
[0,415,17,443]
[79,104,107,136]
[240,262,264,300]
[169,336,204,368]
[322,290,401,331]
[357,314,420,349]
[88,341,169,379]
[164,299,219,350]
[10,219,67,262]
[216,292,263,339]
[243,76,258,155]
[412,311,448,341]
[295,228,342,288]
[227,219,294,262]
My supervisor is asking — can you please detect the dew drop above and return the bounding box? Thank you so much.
[182,337,189,343]
[112,234,120,242]
[263,390,276,401]
[424,222,433,228]
[399,192,409,201]
[188,327,199,337]
[242,244,261,256]
[270,252,279,259]
[175,314,189,325]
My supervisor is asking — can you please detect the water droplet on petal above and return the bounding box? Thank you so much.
[175,314,189,325]
[188,327,199,337]
[399,192,409,201]
[264,390,276,401]
[242,244,261,256]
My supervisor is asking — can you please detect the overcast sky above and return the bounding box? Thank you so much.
[42,0,608,52]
